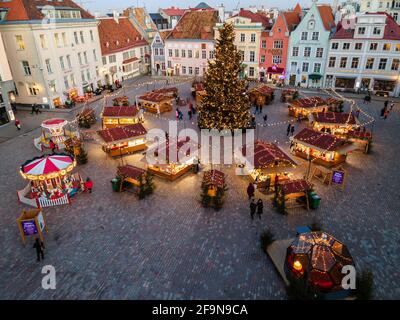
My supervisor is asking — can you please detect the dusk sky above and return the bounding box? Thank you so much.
[83,0,335,15]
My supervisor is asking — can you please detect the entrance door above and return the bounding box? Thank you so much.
[289,75,296,86]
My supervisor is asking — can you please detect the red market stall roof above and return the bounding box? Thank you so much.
[117,165,146,179]
[267,66,285,74]
[310,112,357,125]
[102,106,139,117]
[286,232,354,292]
[152,87,178,95]
[20,154,76,178]
[347,130,372,140]
[290,97,326,109]
[203,170,225,188]
[282,89,298,95]
[138,92,174,103]
[97,123,147,144]
[193,82,205,91]
[250,85,275,95]
[292,128,347,152]
[279,179,312,195]
[147,137,199,164]
[242,140,297,169]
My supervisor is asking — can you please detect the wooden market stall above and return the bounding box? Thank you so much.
[192,82,206,104]
[152,87,178,97]
[326,97,344,112]
[97,123,147,157]
[144,137,198,181]
[101,106,143,129]
[280,89,299,102]
[308,112,360,136]
[201,170,227,210]
[288,97,327,119]
[77,107,96,128]
[137,92,174,114]
[238,140,297,191]
[112,96,130,106]
[346,130,373,154]
[274,179,313,213]
[248,85,275,106]
[115,165,155,198]
[290,128,355,168]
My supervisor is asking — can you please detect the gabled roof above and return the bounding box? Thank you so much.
[231,9,271,28]
[98,17,148,55]
[102,106,139,118]
[293,128,346,152]
[0,0,93,22]
[293,3,302,15]
[97,123,147,143]
[311,112,357,125]
[317,5,335,31]
[161,7,187,17]
[282,10,301,32]
[159,30,172,41]
[117,165,146,179]
[123,7,158,32]
[167,10,219,40]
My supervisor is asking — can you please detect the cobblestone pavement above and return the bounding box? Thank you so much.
[0,77,399,299]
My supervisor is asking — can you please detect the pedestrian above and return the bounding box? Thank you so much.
[250,199,257,220]
[49,139,56,153]
[31,103,36,114]
[263,114,268,124]
[33,238,45,262]
[355,109,360,118]
[84,177,93,193]
[246,182,255,200]
[380,107,386,118]
[297,114,301,122]
[291,125,295,136]
[175,109,179,120]
[256,199,264,220]
[14,119,21,130]
[188,109,192,120]
[287,124,291,136]
[384,109,389,119]
[384,100,389,108]
[390,102,395,111]
[35,104,40,115]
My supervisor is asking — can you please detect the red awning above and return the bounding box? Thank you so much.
[267,66,285,75]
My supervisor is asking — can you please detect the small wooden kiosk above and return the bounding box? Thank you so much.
[274,179,313,214]
[17,208,48,244]
[288,97,327,119]
[101,106,143,129]
[97,123,147,157]
[280,89,299,102]
[239,140,297,191]
[201,170,227,210]
[115,165,154,198]
[144,138,198,181]
[77,107,96,128]
[346,130,372,154]
[153,87,178,97]
[192,82,206,104]
[290,128,355,168]
[113,96,130,106]
[308,112,359,136]
[137,92,174,114]
[248,85,275,106]
[326,97,344,112]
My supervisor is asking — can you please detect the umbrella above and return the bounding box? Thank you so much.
[20,154,76,180]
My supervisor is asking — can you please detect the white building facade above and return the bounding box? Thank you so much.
[0,31,15,125]
[360,0,400,22]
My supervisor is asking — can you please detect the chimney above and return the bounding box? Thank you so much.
[113,10,119,23]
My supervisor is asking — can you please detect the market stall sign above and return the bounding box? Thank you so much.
[330,168,346,190]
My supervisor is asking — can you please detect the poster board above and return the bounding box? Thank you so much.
[330,167,347,190]
[16,209,48,245]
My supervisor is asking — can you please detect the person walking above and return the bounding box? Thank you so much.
[384,100,389,109]
[33,238,45,262]
[250,199,257,220]
[297,114,301,123]
[287,124,291,136]
[256,199,264,220]
[14,119,21,130]
[263,114,268,124]
[188,109,192,120]
[380,107,386,118]
[384,109,389,119]
[31,103,36,115]
[247,182,255,200]
[290,125,295,136]
[84,177,93,193]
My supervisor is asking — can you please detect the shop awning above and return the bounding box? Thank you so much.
[267,66,285,75]
[309,73,323,80]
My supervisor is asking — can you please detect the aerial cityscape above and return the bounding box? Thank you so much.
[0,0,399,302]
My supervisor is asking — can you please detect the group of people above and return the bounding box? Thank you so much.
[380,100,395,119]
[175,100,197,121]
[286,124,295,136]
[247,182,264,220]
[30,103,42,115]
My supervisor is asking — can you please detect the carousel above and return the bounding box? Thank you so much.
[17,153,83,208]
[285,231,355,298]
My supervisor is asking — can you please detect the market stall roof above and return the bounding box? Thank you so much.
[326,97,343,105]
[292,128,347,152]
[21,154,75,176]
[202,170,225,188]
[97,123,147,144]
[102,106,139,117]
[242,140,297,168]
[310,112,358,125]
[152,87,178,95]
[279,179,312,195]
[78,107,95,117]
[137,92,174,103]
[347,130,372,140]
[282,89,298,95]
[117,165,146,179]
[41,118,68,129]
[286,232,354,291]
[289,97,326,109]
[193,82,205,91]
[249,85,275,95]
[145,137,199,164]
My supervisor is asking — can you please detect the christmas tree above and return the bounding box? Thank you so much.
[198,22,251,130]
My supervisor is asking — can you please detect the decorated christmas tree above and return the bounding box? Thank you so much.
[198,22,251,130]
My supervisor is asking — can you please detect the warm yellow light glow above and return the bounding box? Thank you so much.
[293,260,302,271]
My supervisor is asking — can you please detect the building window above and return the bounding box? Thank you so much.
[22,61,31,76]
[342,43,350,50]
[28,86,38,96]
[81,71,85,82]
[181,49,186,58]
[49,80,56,93]
[84,51,88,64]
[78,53,82,65]
[331,42,339,50]
[378,58,387,70]
[365,58,374,69]
[260,55,265,63]
[66,55,72,69]
[188,50,192,58]
[62,33,67,47]
[80,31,85,43]
[90,30,94,41]
[93,49,97,62]
[188,66,193,74]
[316,48,323,58]
[109,55,116,64]
[154,48,159,56]
[54,33,61,47]
[64,76,69,89]
[195,50,200,58]
[373,27,381,35]
[74,32,79,44]
[40,35,47,49]
[249,51,255,62]
[250,34,256,42]
[383,43,391,51]
[261,40,266,48]
[301,32,307,40]
[102,57,107,65]
[59,56,65,70]
[290,61,297,72]
[391,59,400,70]
[313,63,321,73]
[340,57,347,68]
[358,27,366,35]
[239,50,244,61]
[328,56,336,68]
[249,67,255,77]
[351,57,359,69]
[355,43,362,50]
[304,47,311,57]
[86,69,91,80]
[160,48,164,56]
[396,44,400,51]
[182,66,186,74]
[168,49,173,57]
[167,61,172,68]
[45,59,52,74]
[202,50,206,59]
[273,40,283,49]
[209,50,215,59]
[240,34,245,42]
[15,35,25,50]
[302,62,309,72]
[292,47,299,57]
[195,67,199,75]
[370,43,378,50]
[272,55,282,64]
[175,49,179,57]
[70,74,76,86]
[312,32,319,41]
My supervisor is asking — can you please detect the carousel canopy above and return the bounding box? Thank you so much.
[41,118,68,130]
[286,232,354,292]
[20,154,76,179]
[290,97,326,109]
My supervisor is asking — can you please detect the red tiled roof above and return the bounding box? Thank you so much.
[282,11,301,32]
[203,170,225,188]
[279,179,312,195]
[97,123,147,143]
[98,17,148,55]
[159,30,172,41]
[153,87,178,94]
[151,137,199,163]
[250,85,275,95]
[0,0,93,21]
[117,165,145,179]
[138,92,174,103]
[317,5,335,31]
[312,112,357,125]
[232,9,271,28]
[167,10,219,40]
[161,7,187,17]
[293,3,302,15]
[290,97,326,109]
[293,128,346,151]
[102,106,139,118]
[242,140,297,169]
